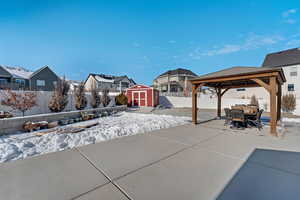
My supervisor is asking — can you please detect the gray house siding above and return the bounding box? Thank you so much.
[0,66,12,78]
[0,66,12,88]
[29,67,60,91]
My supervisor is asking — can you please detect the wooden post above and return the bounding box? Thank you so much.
[217,87,221,118]
[269,76,277,136]
[277,83,282,121]
[192,84,198,124]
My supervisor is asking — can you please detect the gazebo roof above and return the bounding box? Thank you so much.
[190,66,286,88]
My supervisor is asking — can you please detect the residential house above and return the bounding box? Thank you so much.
[68,80,81,91]
[224,47,300,100]
[262,48,300,97]
[153,68,198,93]
[0,65,60,91]
[84,73,136,92]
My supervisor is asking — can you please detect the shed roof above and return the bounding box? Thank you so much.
[262,48,300,67]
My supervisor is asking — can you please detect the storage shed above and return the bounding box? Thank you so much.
[126,85,159,107]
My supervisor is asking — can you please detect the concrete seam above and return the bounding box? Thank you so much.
[73,148,134,200]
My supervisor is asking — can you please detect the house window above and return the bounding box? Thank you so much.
[290,67,297,76]
[0,78,8,84]
[288,84,295,91]
[179,76,185,81]
[53,81,57,86]
[37,80,45,86]
[236,88,246,91]
[15,79,25,86]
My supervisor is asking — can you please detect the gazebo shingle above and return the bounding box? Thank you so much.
[191,66,284,81]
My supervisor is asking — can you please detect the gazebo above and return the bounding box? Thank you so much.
[190,66,286,136]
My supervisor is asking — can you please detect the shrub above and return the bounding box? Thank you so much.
[115,92,128,105]
[49,77,70,112]
[282,94,296,113]
[101,89,110,107]
[75,82,87,110]
[250,95,259,107]
[0,88,37,116]
[90,87,101,108]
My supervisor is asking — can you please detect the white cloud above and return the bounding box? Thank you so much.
[282,9,297,24]
[284,19,297,24]
[201,45,241,56]
[133,42,140,47]
[190,34,284,58]
[286,39,300,47]
[282,9,298,18]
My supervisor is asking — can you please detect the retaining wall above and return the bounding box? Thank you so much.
[0,106,127,135]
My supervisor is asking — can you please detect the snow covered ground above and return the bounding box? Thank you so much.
[0,112,190,163]
[282,117,300,123]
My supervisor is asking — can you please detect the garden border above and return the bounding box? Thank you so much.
[0,106,127,135]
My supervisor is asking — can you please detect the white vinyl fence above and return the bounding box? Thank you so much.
[159,95,300,116]
[0,90,119,117]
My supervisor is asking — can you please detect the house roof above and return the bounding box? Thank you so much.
[156,68,198,79]
[29,66,47,78]
[191,66,286,82]
[88,73,135,84]
[0,66,13,77]
[262,48,300,67]
[3,66,33,79]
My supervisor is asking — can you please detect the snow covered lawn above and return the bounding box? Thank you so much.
[0,112,190,163]
[282,117,300,123]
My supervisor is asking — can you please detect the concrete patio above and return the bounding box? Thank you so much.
[1,119,300,200]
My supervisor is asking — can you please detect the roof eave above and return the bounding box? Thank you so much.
[190,68,285,84]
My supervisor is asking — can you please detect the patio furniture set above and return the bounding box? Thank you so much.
[224,104,264,130]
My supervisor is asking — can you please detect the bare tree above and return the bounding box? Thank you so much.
[90,85,101,108]
[0,88,37,116]
[101,89,110,107]
[49,76,70,112]
[282,94,296,113]
[115,92,128,105]
[250,95,259,107]
[75,82,87,110]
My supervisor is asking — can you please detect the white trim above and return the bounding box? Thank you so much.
[126,84,153,90]
[132,91,147,106]
[152,89,154,106]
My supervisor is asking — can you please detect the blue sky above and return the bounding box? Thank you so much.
[0,0,300,84]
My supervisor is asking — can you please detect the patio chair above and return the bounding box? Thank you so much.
[230,109,246,129]
[247,109,264,130]
[224,108,232,126]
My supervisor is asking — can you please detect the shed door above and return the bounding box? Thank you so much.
[133,92,139,106]
[140,92,146,106]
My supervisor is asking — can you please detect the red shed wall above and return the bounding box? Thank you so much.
[127,88,157,107]
[147,89,153,107]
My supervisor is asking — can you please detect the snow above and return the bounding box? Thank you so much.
[3,66,33,79]
[282,117,300,123]
[0,112,189,163]
[95,75,114,83]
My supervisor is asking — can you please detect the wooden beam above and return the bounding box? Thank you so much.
[251,78,270,92]
[192,84,198,124]
[217,87,222,118]
[277,84,282,121]
[221,88,230,97]
[219,83,260,89]
[191,72,280,85]
[269,76,277,136]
